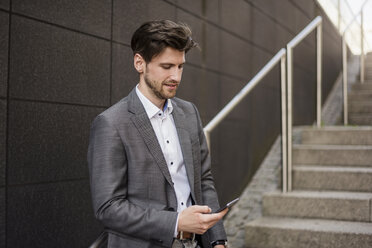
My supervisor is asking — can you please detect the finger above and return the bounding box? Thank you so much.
[220,208,229,216]
[203,212,224,223]
[191,205,211,214]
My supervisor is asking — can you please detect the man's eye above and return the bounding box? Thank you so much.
[162,65,171,69]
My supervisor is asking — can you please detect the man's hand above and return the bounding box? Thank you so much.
[177,205,228,234]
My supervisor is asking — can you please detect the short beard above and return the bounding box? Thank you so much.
[144,74,167,100]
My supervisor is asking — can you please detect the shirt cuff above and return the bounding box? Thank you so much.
[174,213,180,237]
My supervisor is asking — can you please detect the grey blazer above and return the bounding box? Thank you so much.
[88,89,227,248]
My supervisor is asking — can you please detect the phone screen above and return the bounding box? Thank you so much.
[214,197,240,213]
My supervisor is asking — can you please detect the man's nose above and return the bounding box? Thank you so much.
[169,68,182,82]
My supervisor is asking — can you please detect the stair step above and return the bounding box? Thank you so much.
[349,114,372,125]
[293,166,372,192]
[292,144,372,166]
[352,82,372,90]
[349,101,372,113]
[301,127,372,145]
[263,190,372,222]
[349,91,372,101]
[245,217,372,248]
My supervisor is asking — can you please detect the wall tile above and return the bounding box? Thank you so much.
[291,0,315,19]
[176,0,219,23]
[177,65,220,123]
[0,11,8,98]
[249,0,297,34]
[113,0,176,44]
[8,100,105,185]
[251,8,285,54]
[220,0,253,41]
[177,9,203,67]
[176,0,204,17]
[0,100,5,186]
[111,43,138,104]
[12,0,111,39]
[204,23,220,71]
[0,0,9,10]
[0,187,4,248]
[9,16,110,106]
[219,30,252,80]
[7,180,102,248]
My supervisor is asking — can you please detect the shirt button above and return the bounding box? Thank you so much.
[170,162,173,165]
[181,202,184,205]
[166,140,169,144]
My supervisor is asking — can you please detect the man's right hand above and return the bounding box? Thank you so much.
[177,205,228,234]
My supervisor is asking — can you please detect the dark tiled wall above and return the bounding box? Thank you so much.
[0,0,342,247]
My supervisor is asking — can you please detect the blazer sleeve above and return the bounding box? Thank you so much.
[87,114,178,247]
[191,104,228,243]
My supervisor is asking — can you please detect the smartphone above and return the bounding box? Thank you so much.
[213,197,240,213]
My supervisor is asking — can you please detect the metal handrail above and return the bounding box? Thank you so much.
[203,48,289,192]
[342,0,369,125]
[286,16,322,191]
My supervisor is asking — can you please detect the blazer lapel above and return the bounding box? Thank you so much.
[172,102,196,201]
[128,89,174,187]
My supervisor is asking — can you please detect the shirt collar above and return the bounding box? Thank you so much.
[135,85,173,119]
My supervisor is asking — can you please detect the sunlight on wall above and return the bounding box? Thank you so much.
[317,0,372,54]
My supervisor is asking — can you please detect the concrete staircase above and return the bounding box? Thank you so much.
[244,52,372,247]
[245,127,372,247]
[349,53,372,125]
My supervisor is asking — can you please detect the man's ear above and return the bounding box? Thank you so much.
[134,53,145,73]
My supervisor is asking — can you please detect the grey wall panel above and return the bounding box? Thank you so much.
[176,0,219,24]
[0,187,4,248]
[203,23,220,71]
[250,45,272,78]
[291,0,316,19]
[8,100,104,185]
[0,0,9,10]
[219,30,253,80]
[9,16,110,106]
[220,0,252,41]
[113,0,176,45]
[7,180,101,248]
[0,11,8,98]
[292,66,317,125]
[176,0,204,18]
[12,0,111,39]
[248,0,297,34]
[177,9,203,67]
[214,119,252,201]
[219,74,247,121]
[251,9,281,53]
[177,64,220,122]
[293,37,317,75]
[0,100,5,186]
[111,43,138,104]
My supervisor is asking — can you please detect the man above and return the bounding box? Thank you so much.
[88,20,228,248]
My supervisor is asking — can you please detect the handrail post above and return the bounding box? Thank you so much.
[360,9,365,83]
[343,36,348,125]
[317,23,322,127]
[286,45,293,192]
[338,0,341,32]
[204,130,211,153]
[281,54,287,193]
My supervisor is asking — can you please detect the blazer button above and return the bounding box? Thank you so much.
[168,207,175,211]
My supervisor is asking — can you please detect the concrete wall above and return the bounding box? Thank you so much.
[0,0,342,247]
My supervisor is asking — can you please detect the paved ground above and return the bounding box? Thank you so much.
[222,55,360,248]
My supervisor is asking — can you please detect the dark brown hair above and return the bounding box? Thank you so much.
[131,20,198,63]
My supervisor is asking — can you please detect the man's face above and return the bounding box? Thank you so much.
[141,47,185,101]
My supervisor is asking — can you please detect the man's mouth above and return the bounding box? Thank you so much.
[163,82,178,90]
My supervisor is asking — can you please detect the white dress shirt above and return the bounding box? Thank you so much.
[136,86,191,236]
